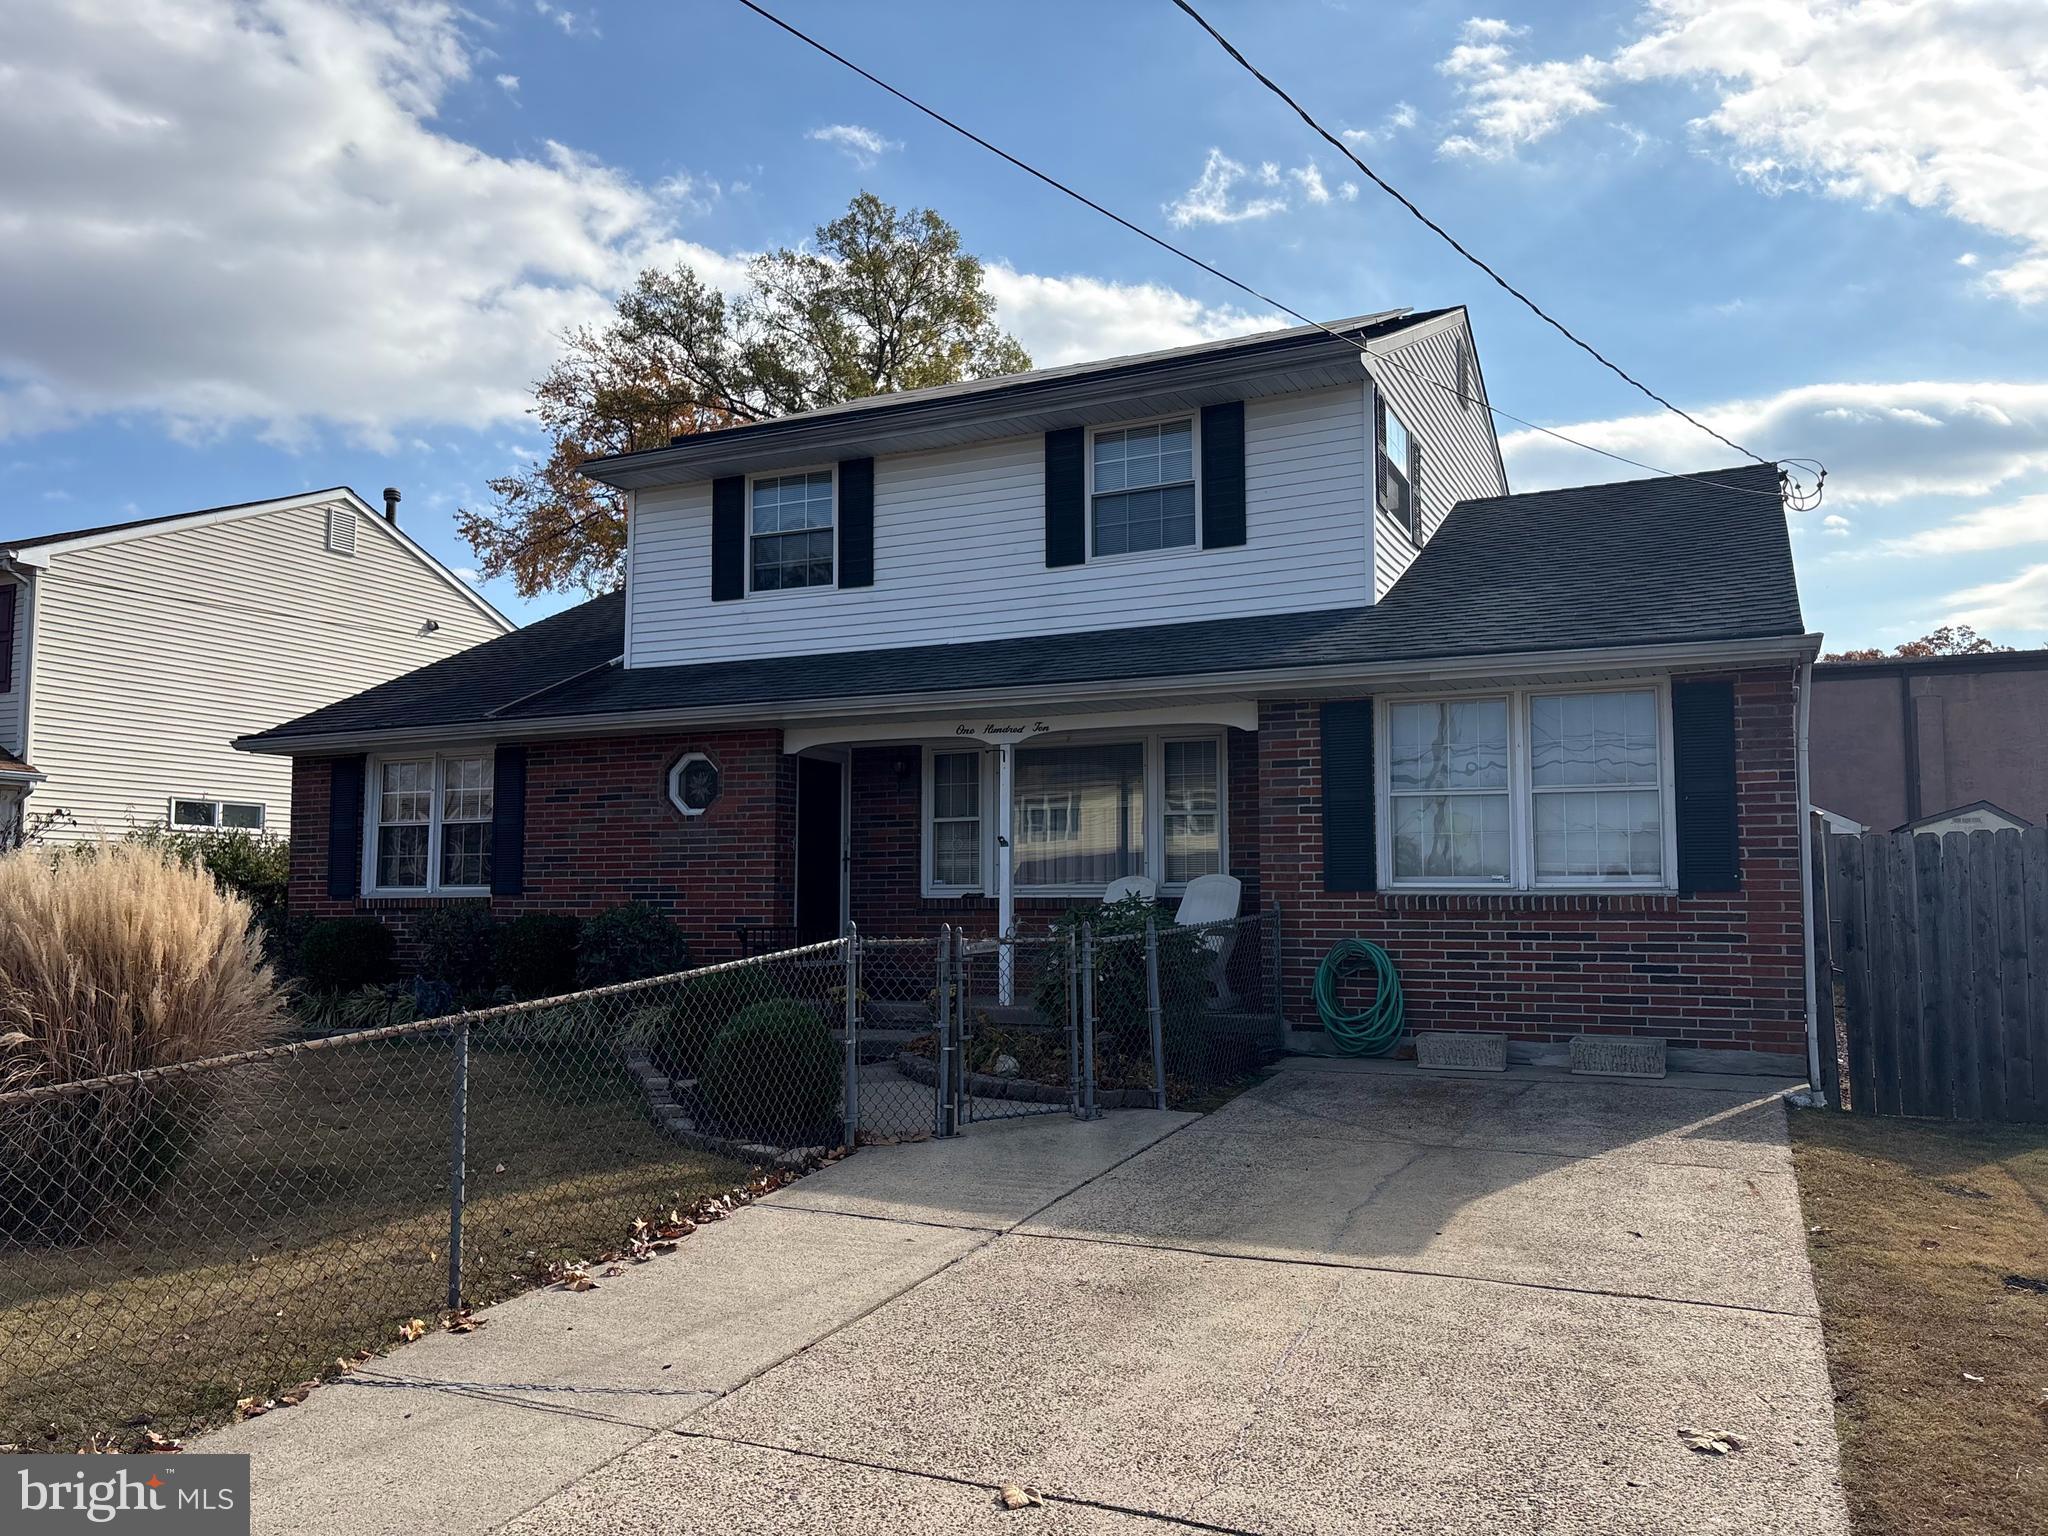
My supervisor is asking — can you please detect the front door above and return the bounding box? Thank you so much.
[795,754,845,944]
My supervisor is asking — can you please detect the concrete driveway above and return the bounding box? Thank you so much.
[208,1060,1847,1535]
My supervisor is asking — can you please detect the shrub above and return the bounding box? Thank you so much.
[297,916,398,994]
[0,843,288,1238]
[575,903,689,989]
[696,999,841,1145]
[1032,895,1212,1043]
[495,913,581,999]
[413,904,500,999]
[642,968,753,1079]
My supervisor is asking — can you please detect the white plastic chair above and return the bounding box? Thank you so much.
[1173,873,1243,1005]
[1103,874,1158,904]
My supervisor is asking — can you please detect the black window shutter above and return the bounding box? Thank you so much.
[1320,700,1377,892]
[1044,427,1085,568]
[1672,678,1740,894]
[838,457,874,588]
[0,583,15,693]
[1406,433,1422,539]
[1200,401,1246,549]
[491,744,528,897]
[327,755,365,899]
[711,475,745,601]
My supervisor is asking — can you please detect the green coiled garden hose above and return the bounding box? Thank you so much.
[1314,939,1404,1057]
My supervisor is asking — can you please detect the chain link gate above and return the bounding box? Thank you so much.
[930,928,1085,1127]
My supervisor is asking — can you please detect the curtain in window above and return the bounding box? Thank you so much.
[438,755,494,889]
[930,750,982,888]
[1012,741,1145,889]
[376,759,432,888]
[1163,739,1221,884]
[1530,690,1662,879]
[1387,698,1510,880]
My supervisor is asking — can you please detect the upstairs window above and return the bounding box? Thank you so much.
[1091,418,1196,557]
[1376,396,1419,538]
[750,471,835,592]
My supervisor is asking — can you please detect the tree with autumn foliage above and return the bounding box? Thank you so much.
[458,193,1032,596]
[1823,624,2016,662]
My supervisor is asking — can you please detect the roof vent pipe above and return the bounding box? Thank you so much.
[383,487,401,523]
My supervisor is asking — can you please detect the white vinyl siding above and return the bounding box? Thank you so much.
[22,498,508,843]
[626,383,1372,667]
[1368,317,1509,596]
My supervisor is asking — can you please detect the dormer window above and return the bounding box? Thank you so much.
[1376,395,1420,538]
[1090,417,1197,557]
[750,470,836,592]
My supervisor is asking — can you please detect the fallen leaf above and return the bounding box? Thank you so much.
[444,1311,486,1334]
[997,1483,1044,1510]
[398,1318,428,1342]
[1963,1371,1985,1383]
[235,1397,274,1419]
[1677,1427,1745,1455]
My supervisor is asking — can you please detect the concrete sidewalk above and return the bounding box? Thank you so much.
[209,1065,1848,1535]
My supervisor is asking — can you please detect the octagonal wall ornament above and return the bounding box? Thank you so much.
[666,751,722,818]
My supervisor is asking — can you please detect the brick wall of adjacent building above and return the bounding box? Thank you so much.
[288,728,794,968]
[1257,667,1806,1059]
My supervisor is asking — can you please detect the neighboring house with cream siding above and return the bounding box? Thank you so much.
[0,488,510,845]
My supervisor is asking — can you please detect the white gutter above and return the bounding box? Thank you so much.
[1794,656,1824,1098]
[235,631,1825,757]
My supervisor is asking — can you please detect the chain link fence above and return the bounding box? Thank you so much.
[1,912,1282,1449]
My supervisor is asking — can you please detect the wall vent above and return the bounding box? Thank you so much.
[326,506,358,556]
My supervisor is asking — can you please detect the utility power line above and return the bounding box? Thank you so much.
[730,0,1823,509]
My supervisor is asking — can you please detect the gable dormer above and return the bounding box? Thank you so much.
[585,307,1506,670]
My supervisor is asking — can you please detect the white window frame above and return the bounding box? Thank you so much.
[1085,412,1203,564]
[167,797,266,831]
[918,731,1229,899]
[1374,680,1677,893]
[922,748,991,897]
[1375,393,1419,541]
[746,464,839,597]
[361,749,495,898]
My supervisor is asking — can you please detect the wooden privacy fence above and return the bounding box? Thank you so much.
[1815,822,2048,1123]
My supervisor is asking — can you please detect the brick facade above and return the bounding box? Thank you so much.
[288,728,794,967]
[1258,667,1806,1059]
[288,673,1805,1058]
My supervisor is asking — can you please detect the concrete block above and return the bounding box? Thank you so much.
[1571,1034,1668,1079]
[1415,1031,1507,1072]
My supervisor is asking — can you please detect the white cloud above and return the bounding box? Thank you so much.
[0,0,1288,448]
[1500,380,2048,507]
[1338,181,1359,201]
[1440,1,2048,303]
[1941,563,2048,635]
[1166,149,1289,227]
[533,1,598,39]
[982,266,1282,366]
[1438,16,1608,159]
[0,0,742,449]
[1956,252,1979,268]
[806,123,900,168]
[1822,513,1851,537]
[495,73,519,95]
[1877,494,2048,556]
[1291,164,1332,205]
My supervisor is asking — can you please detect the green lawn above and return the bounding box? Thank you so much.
[1,1037,748,1449]
[1791,1111,2048,1536]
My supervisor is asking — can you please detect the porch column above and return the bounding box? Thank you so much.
[995,739,1015,1004]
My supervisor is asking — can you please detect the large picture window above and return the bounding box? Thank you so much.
[1380,687,1671,890]
[920,734,1226,897]
[750,470,835,592]
[1091,418,1196,557]
[367,752,494,895]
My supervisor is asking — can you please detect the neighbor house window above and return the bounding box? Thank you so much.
[169,798,266,831]
[1376,396,1418,536]
[1091,418,1196,557]
[1380,687,1671,890]
[368,752,493,894]
[750,470,835,591]
[921,734,1226,896]
[927,750,983,891]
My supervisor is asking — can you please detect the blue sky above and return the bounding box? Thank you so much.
[5,0,2047,650]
